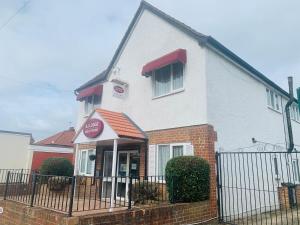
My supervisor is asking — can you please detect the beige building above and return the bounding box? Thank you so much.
[0,130,33,169]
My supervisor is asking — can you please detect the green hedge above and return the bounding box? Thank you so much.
[165,156,210,203]
[40,157,73,177]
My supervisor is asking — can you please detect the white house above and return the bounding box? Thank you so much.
[0,130,33,169]
[72,1,300,219]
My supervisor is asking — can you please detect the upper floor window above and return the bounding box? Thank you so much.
[291,103,300,122]
[266,88,281,111]
[84,95,101,115]
[153,62,184,97]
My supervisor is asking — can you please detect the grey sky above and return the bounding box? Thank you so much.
[0,0,299,140]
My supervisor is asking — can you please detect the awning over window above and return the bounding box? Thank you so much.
[141,49,187,76]
[76,85,103,101]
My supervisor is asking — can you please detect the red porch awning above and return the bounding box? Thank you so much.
[141,49,187,76]
[76,85,103,101]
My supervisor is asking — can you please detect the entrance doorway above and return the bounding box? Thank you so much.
[102,150,139,200]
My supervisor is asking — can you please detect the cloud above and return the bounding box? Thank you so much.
[0,0,299,140]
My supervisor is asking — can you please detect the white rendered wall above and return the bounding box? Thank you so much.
[0,132,32,169]
[76,8,208,132]
[206,48,300,151]
[206,47,300,217]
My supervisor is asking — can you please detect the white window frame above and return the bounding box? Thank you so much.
[79,149,96,176]
[291,103,300,122]
[152,63,185,99]
[155,143,190,179]
[84,95,101,115]
[266,88,281,112]
[292,159,300,183]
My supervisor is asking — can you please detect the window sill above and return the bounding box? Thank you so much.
[152,89,184,100]
[267,106,282,114]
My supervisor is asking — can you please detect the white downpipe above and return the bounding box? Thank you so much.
[110,139,118,210]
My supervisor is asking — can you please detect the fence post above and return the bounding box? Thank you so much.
[30,172,37,207]
[68,176,76,217]
[128,176,132,210]
[4,171,10,200]
[215,152,224,223]
[170,176,175,204]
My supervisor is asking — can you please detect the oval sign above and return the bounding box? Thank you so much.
[114,85,124,94]
[83,118,104,138]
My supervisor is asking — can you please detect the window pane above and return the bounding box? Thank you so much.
[266,89,271,106]
[80,151,87,173]
[173,63,183,90]
[93,95,101,105]
[157,145,170,176]
[86,150,94,175]
[173,145,183,157]
[270,91,275,108]
[275,94,280,110]
[154,66,171,96]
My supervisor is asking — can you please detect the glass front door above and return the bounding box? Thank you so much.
[102,150,139,200]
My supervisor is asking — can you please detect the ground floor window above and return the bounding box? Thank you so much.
[79,149,96,175]
[151,143,193,177]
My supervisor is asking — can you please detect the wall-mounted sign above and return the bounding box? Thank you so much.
[112,82,128,99]
[0,207,3,214]
[83,118,104,138]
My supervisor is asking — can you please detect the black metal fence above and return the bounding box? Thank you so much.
[216,150,300,224]
[3,171,171,216]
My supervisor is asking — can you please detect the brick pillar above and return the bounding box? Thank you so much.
[191,125,218,218]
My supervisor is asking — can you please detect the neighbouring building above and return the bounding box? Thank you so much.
[28,127,75,171]
[0,130,33,169]
[72,0,300,220]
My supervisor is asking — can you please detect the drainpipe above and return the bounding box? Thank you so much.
[286,77,294,153]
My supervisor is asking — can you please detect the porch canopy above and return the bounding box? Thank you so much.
[73,108,146,208]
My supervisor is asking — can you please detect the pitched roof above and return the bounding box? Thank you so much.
[95,109,146,139]
[74,0,296,101]
[35,127,75,148]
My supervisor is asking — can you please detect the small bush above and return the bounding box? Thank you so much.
[131,181,160,204]
[40,158,73,177]
[47,176,68,191]
[165,156,210,203]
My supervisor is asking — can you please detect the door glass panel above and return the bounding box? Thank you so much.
[130,153,140,178]
[103,151,113,177]
[118,153,128,177]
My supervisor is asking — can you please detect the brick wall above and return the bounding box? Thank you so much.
[78,200,216,225]
[0,200,78,225]
[0,200,217,225]
[146,124,218,218]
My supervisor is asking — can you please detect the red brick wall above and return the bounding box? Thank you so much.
[31,151,73,171]
[0,200,217,225]
[146,124,218,219]
[78,201,217,225]
[0,200,79,225]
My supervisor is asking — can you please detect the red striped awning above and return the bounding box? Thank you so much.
[142,49,187,76]
[76,85,103,101]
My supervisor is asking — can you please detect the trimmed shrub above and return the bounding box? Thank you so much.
[40,158,73,177]
[165,156,210,203]
[47,176,68,191]
[131,181,160,204]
